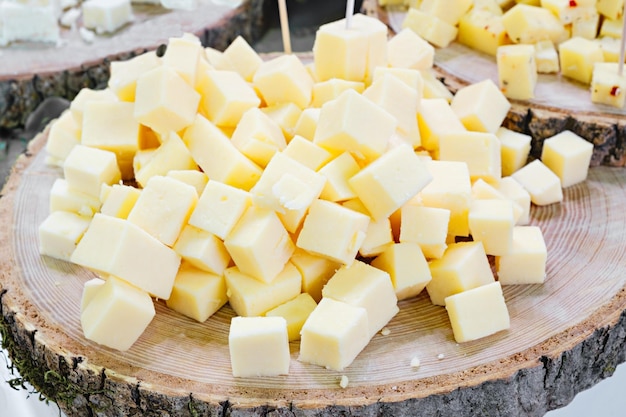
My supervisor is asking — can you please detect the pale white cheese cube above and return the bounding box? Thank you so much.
[39,211,91,262]
[496,226,547,284]
[511,159,563,205]
[82,0,134,34]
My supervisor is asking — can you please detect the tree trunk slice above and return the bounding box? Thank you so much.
[362,0,626,167]
[0,0,269,130]
[1,124,626,416]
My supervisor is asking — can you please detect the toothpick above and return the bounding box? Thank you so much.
[345,0,355,29]
[278,0,292,54]
[619,13,626,76]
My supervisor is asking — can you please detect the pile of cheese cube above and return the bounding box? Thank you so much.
[39,13,593,378]
[382,0,626,108]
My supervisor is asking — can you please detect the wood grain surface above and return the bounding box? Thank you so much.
[0,124,625,416]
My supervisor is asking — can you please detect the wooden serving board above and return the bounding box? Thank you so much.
[1,127,626,416]
[0,0,268,130]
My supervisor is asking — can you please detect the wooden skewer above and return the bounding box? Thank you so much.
[345,0,355,29]
[278,0,292,54]
[619,12,626,76]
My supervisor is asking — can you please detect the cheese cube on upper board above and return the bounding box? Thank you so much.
[540,130,594,187]
[230,107,287,168]
[253,54,314,110]
[0,1,59,46]
[497,44,538,100]
[419,0,473,26]
[496,225,547,284]
[229,316,290,377]
[402,8,459,48]
[387,27,435,70]
[541,0,596,24]
[559,36,605,85]
[63,145,121,198]
[371,242,432,301]
[591,62,626,108]
[534,40,560,74]
[502,4,567,44]
[457,9,509,56]
[451,79,511,134]
[266,293,318,341]
[399,204,450,259]
[596,0,625,20]
[173,225,231,275]
[82,0,133,34]
[39,211,91,262]
[511,159,563,205]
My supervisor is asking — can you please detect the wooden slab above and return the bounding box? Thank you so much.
[1,127,626,416]
[0,0,268,130]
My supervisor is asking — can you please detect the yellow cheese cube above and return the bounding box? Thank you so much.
[311,78,365,108]
[322,260,398,338]
[541,130,594,187]
[502,4,567,44]
[108,51,161,102]
[197,70,261,128]
[420,69,454,101]
[49,178,102,217]
[402,8,459,48]
[534,40,560,74]
[318,152,360,202]
[359,216,394,258]
[38,211,91,262]
[282,135,333,172]
[439,131,502,184]
[313,13,388,84]
[571,9,600,39]
[293,107,320,141]
[46,110,80,165]
[266,293,318,341]
[496,176,532,225]
[183,114,263,191]
[63,145,121,198]
[471,178,524,224]
[297,199,370,265]
[451,79,511,134]
[418,98,466,152]
[166,262,227,322]
[496,225,547,284]
[69,88,118,127]
[373,67,425,99]
[511,159,563,205]
[399,204,450,259]
[559,36,605,84]
[100,183,141,219]
[253,54,314,109]
[166,170,208,196]
[290,248,339,302]
[496,127,532,176]
[127,176,197,246]
[457,9,510,56]
[135,131,197,187]
[224,263,302,317]
[387,27,434,70]
[173,225,231,275]
[224,206,295,284]
[426,241,495,306]
[596,36,623,62]
[497,44,538,100]
[314,89,397,163]
[541,0,596,24]
[216,35,263,82]
[299,297,369,371]
[444,281,510,343]
[597,0,625,20]
[230,107,286,168]
[81,276,155,351]
[599,15,624,38]
[371,243,432,300]
[349,145,433,221]
[229,316,290,377]
[468,199,515,256]
[162,33,203,86]
[419,0,473,25]
[591,62,626,108]
[260,102,302,141]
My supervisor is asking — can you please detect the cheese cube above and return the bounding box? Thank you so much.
[230,107,287,168]
[363,74,421,148]
[69,88,118,127]
[314,89,397,164]
[597,0,625,20]
[253,54,314,110]
[224,206,295,283]
[471,179,524,224]
[322,260,398,338]
[216,35,263,82]
[420,69,454,101]
[419,160,472,237]
[135,131,197,187]
[161,0,198,11]
[108,51,161,102]
[127,176,197,246]
[496,176,532,225]
[81,276,155,351]
[559,36,605,84]
[290,249,340,302]
[162,33,203,86]
[402,8,459,48]
[224,263,302,317]
[266,293,318,341]
[373,67,425,99]
[371,243,432,300]
[0,2,59,46]
[81,278,106,312]
[166,263,227,322]
[282,135,333,171]
[419,0,473,26]
[591,62,626,108]
[188,179,251,240]
[49,178,102,217]
[359,216,394,258]
[173,225,231,275]
[534,40,560,74]
[100,183,141,219]
[297,199,370,265]
[496,127,532,176]
[63,145,121,198]
[229,316,290,377]
[450,79,511,134]
[426,241,494,306]
[165,170,207,196]
[571,9,600,39]
[250,153,326,233]
[293,108,320,141]
[457,9,509,56]
[196,70,261,128]
[82,0,133,34]
[313,13,387,84]
[299,297,369,371]
[418,98,466,152]
[541,0,596,23]
[311,79,365,108]
[399,204,450,259]
[134,66,201,134]
[468,199,515,256]
[183,114,263,191]
[444,281,510,343]
[496,225,547,284]
[502,4,567,44]
[497,44,538,100]
[387,27,435,70]
[511,159,563,205]
[439,131,501,184]
[261,102,302,141]
[318,152,360,202]
[46,110,80,165]
[599,16,623,39]
[39,211,91,262]
[540,130,594,187]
